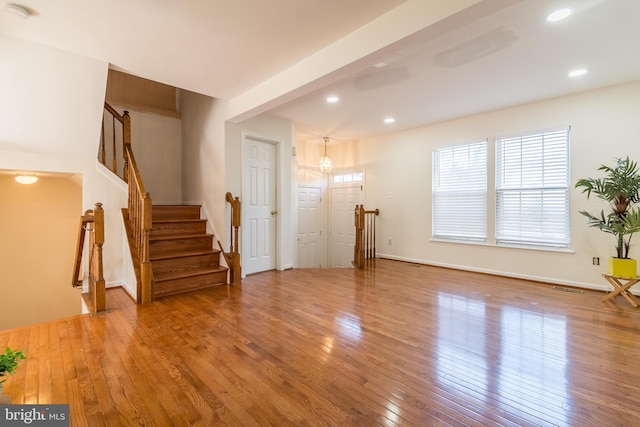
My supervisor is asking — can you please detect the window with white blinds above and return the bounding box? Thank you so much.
[496,129,570,247]
[433,141,487,241]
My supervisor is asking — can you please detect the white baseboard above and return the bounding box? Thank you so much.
[375,253,622,294]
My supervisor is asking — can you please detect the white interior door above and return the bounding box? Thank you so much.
[297,186,321,268]
[243,138,277,275]
[330,185,362,267]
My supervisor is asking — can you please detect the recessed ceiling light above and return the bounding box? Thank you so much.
[569,68,588,78]
[384,117,395,124]
[326,96,339,103]
[546,8,572,22]
[15,174,38,184]
[3,3,30,19]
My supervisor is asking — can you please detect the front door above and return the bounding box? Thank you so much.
[243,137,277,275]
[330,184,363,267]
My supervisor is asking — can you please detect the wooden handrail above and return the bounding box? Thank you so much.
[72,202,106,313]
[125,144,153,303]
[72,213,94,288]
[353,205,379,269]
[219,192,242,284]
[104,102,124,123]
[101,101,153,303]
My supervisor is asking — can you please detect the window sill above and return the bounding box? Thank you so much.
[430,238,575,254]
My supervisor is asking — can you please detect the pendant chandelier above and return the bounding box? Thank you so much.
[318,137,333,174]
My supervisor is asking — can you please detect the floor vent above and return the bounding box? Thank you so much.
[553,286,583,293]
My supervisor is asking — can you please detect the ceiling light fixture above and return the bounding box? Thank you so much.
[318,137,333,174]
[3,3,30,19]
[15,174,38,185]
[569,68,588,77]
[546,8,572,22]
[326,96,339,103]
[384,117,395,124]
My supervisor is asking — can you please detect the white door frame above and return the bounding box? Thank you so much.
[241,131,282,276]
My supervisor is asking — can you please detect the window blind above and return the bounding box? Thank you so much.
[496,129,570,247]
[433,142,487,241]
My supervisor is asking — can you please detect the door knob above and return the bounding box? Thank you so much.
[271,210,278,215]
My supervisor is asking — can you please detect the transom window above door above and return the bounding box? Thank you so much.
[333,172,363,184]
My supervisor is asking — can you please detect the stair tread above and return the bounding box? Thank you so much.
[150,233,213,242]
[152,219,206,224]
[153,204,202,207]
[154,266,228,282]
[151,249,221,261]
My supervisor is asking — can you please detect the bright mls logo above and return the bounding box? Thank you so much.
[1,405,69,426]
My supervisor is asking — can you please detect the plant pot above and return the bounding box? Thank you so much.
[0,382,9,404]
[608,257,637,277]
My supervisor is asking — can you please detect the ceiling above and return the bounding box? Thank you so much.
[0,0,404,99]
[271,0,640,141]
[1,0,639,142]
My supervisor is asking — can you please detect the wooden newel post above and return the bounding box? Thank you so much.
[354,205,365,269]
[92,203,106,312]
[225,192,242,284]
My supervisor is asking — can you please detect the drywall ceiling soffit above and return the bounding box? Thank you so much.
[269,0,640,140]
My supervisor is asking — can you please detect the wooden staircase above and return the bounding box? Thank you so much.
[150,205,227,298]
[101,102,241,303]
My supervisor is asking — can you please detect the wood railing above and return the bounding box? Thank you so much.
[72,202,106,313]
[353,205,379,269]
[126,143,153,303]
[100,103,130,181]
[219,192,242,284]
[102,102,153,303]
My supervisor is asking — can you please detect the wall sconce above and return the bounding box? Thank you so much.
[318,137,333,174]
[15,174,38,184]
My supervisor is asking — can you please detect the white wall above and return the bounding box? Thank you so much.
[0,36,129,300]
[309,81,640,290]
[107,106,183,204]
[179,90,228,245]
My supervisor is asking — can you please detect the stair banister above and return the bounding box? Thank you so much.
[71,202,106,313]
[125,143,153,303]
[220,192,242,284]
[102,101,153,303]
[123,108,131,182]
[353,205,379,269]
[100,103,131,182]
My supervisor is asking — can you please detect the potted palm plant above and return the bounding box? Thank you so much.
[576,156,640,277]
[0,346,25,395]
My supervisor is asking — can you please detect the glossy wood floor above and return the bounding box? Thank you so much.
[2,259,640,426]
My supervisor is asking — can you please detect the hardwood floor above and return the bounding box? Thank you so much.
[1,259,640,426]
